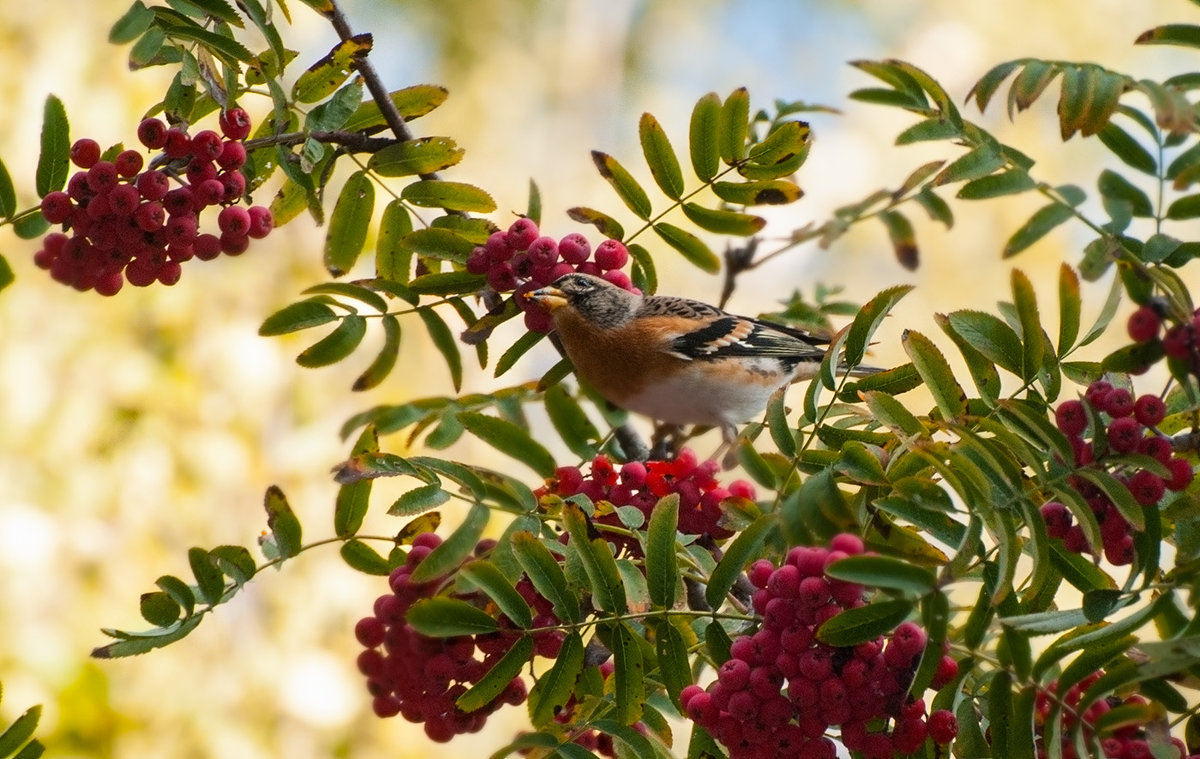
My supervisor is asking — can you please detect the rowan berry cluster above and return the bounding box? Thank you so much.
[1034,672,1192,759]
[1043,379,1192,565]
[465,217,636,332]
[355,533,528,742]
[679,534,958,759]
[34,108,272,295]
[536,449,749,555]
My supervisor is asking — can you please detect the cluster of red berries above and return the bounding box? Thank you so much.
[355,533,527,742]
[1034,672,1193,759]
[465,217,636,332]
[34,108,273,295]
[679,534,958,759]
[1043,379,1192,565]
[536,449,749,555]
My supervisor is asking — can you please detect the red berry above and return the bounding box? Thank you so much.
[466,246,489,274]
[1041,501,1072,538]
[1127,306,1162,343]
[1085,380,1114,409]
[218,108,252,141]
[165,214,197,245]
[247,205,273,238]
[186,158,217,186]
[1106,388,1135,417]
[1134,394,1166,427]
[194,233,221,261]
[487,261,517,292]
[70,138,101,169]
[523,307,553,333]
[220,232,250,255]
[191,130,222,161]
[526,236,558,266]
[95,269,124,296]
[164,128,191,159]
[601,269,633,291]
[1166,458,1194,492]
[927,709,957,743]
[40,191,73,224]
[1128,469,1165,506]
[217,206,251,236]
[595,239,629,269]
[220,170,246,203]
[137,118,169,149]
[162,188,194,216]
[193,178,225,207]
[86,162,119,192]
[108,184,140,216]
[114,150,144,178]
[355,616,386,647]
[1107,416,1143,454]
[1163,325,1193,358]
[157,260,182,286]
[1056,400,1088,437]
[216,140,247,170]
[137,170,170,201]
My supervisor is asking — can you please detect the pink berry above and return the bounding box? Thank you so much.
[558,232,591,264]
[601,269,633,290]
[526,236,558,266]
[1040,501,1072,539]
[216,140,247,170]
[114,150,144,178]
[40,191,72,224]
[595,239,629,269]
[506,218,539,251]
[86,162,119,192]
[220,171,247,203]
[247,206,273,238]
[217,206,251,236]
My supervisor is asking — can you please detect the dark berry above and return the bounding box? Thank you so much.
[1163,325,1193,359]
[1134,394,1166,427]
[1127,306,1162,343]
[40,191,72,224]
[70,138,101,169]
[1107,416,1143,454]
[114,150,144,178]
[1128,469,1165,506]
[137,118,169,149]
[1041,501,1072,538]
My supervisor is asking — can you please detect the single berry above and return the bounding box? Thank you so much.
[157,260,183,286]
[136,170,170,201]
[1134,395,1166,427]
[1105,388,1135,417]
[191,130,223,161]
[1166,457,1194,491]
[601,269,633,290]
[247,206,273,238]
[70,138,101,169]
[1040,501,1072,539]
[1107,416,1143,454]
[164,128,192,159]
[527,236,559,266]
[595,239,629,270]
[216,140,247,170]
[220,232,250,255]
[1127,306,1162,343]
[506,218,539,251]
[108,184,140,216]
[137,118,169,149]
[558,232,591,264]
[217,206,251,236]
[927,709,958,743]
[193,178,225,207]
[1085,380,1114,409]
[40,192,73,224]
[86,162,119,192]
[1163,325,1193,358]
[220,170,247,203]
[218,108,252,141]
[1128,469,1166,506]
[194,233,221,261]
[466,246,489,274]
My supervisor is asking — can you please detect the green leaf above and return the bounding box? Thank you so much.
[304,79,363,132]
[495,330,546,379]
[334,427,377,537]
[957,169,1036,199]
[0,705,40,758]
[1166,194,1200,220]
[711,179,802,206]
[652,223,719,273]
[681,202,765,236]
[388,482,450,516]
[1097,122,1157,175]
[901,329,966,421]
[1004,201,1077,257]
[645,493,680,609]
[656,619,692,709]
[369,137,464,177]
[914,185,954,227]
[1057,263,1081,353]
[36,95,69,197]
[611,622,646,724]
[352,314,401,391]
[375,201,414,282]
[528,632,584,726]
[563,503,626,613]
[409,502,490,584]
[544,384,600,460]
[639,113,684,199]
[937,313,1001,403]
[747,119,811,167]
[110,1,154,43]
[526,177,541,226]
[591,151,652,219]
[825,555,935,594]
[1057,65,1124,139]
[263,485,302,559]
[1097,169,1153,216]
[295,315,367,368]
[566,206,625,239]
[1011,269,1045,381]
[457,635,532,715]
[292,34,371,103]
[512,532,580,623]
[258,300,337,336]
[862,390,926,438]
[323,171,374,276]
[816,598,913,646]
[343,84,449,133]
[401,180,496,213]
[968,59,1023,112]
[0,158,15,221]
[406,597,498,637]
[139,592,181,627]
[407,271,486,295]
[933,144,1004,186]
[1136,23,1200,49]
[152,10,252,65]
[457,412,556,478]
[717,87,750,164]
[339,539,392,575]
[155,575,195,617]
[705,515,774,608]
[461,560,533,628]
[188,548,225,605]
[689,92,722,181]
[417,307,463,392]
[91,616,203,658]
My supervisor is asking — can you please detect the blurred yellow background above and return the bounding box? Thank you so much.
[0,1,1193,757]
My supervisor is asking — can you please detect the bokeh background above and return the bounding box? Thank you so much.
[0,1,1195,757]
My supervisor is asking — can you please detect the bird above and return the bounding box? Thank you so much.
[524,272,883,451]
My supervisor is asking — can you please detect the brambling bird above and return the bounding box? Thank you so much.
[525,272,883,450]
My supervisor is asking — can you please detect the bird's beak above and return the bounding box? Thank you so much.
[524,285,568,311]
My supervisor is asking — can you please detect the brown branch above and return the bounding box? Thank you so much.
[243,130,396,153]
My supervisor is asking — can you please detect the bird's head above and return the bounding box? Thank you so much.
[524,273,640,328]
